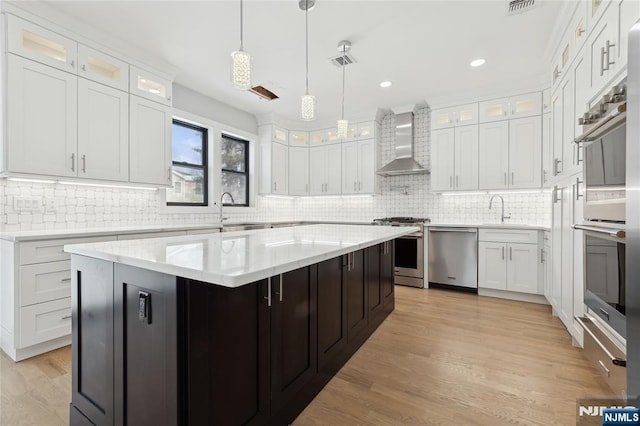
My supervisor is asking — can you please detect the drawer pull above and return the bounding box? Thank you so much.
[61,278,71,282]
[61,315,72,320]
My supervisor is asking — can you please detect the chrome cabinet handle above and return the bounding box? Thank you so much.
[273,274,283,302]
[71,153,75,172]
[552,186,560,203]
[167,168,172,181]
[456,176,459,187]
[554,158,561,176]
[511,172,514,185]
[543,170,548,183]
[502,246,505,260]
[509,247,513,261]
[264,277,272,307]
[81,64,86,71]
[167,96,172,102]
[61,278,71,282]
[576,144,583,164]
[600,46,606,76]
[82,154,86,172]
[274,182,277,191]
[306,183,308,193]
[70,60,75,68]
[604,40,615,72]
[62,315,72,320]
[575,177,584,200]
[359,181,361,191]
[504,172,507,186]
[540,248,545,263]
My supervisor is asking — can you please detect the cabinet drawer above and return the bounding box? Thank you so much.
[577,316,626,397]
[19,297,71,348]
[117,231,186,240]
[20,260,71,306]
[478,228,538,244]
[20,236,115,265]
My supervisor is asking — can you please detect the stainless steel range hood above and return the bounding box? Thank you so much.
[377,112,429,176]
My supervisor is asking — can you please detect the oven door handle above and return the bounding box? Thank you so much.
[429,228,477,233]
[399,235,422,239]
[574,107,626,143]
[572,224,625,239]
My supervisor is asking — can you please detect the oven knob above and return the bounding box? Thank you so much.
[601,94,613,105]
[578,117,585,125]
[612,84,626,96]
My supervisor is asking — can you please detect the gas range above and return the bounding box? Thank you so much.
[372,217,430,234]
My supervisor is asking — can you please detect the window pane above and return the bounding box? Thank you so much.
[172,123,204,165]
[221,171,247,205]
[167,166,205,204]
[221,138,246,172]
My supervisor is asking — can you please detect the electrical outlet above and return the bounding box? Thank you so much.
[45,198,57,213]
[14,196,43,212]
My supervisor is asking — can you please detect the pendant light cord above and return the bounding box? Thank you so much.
[341,46,346,119]
[240,0,244,50]
[305,0,309,95]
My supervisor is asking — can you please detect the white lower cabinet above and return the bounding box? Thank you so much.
[129,95,172,186]
[19,298,72,348]
[478,229,540,295]
[288,147,309,196]
[309,144,342,195]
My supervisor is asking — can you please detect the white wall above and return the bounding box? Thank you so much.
[0,106,551,233]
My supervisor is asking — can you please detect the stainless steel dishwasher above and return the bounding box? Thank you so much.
[428,227,478,291]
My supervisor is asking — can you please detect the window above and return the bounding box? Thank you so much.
[221,134,249,206]
[167,120,208,206]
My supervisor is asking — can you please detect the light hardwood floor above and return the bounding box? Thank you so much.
[1,287,610,425]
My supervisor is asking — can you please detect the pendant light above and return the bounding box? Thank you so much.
[336,40,351,138]
[300,0,315,121]
[231,0,251,90]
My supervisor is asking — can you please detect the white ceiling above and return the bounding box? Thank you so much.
[44,0,564,123]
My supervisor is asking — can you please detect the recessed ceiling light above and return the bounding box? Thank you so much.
[379,81,392,88]
[470,59,486,67]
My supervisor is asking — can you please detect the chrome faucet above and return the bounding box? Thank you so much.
[219,192,235,223]
[489,194,511,224]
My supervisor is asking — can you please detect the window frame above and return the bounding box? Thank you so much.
[220,133,250,207]
[167,119,208,207]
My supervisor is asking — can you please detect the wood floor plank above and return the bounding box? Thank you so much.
[0,287,611,425]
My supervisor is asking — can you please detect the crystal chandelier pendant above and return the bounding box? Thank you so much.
[231,49,251,90]
[301,94,316,121]
[336,119,348,138]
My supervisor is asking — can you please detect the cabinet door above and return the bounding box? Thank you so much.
[288,147,309,195]
[455,103,479,126]
[71,256,114,425]
[478,242,507,290]
[326,144,342,195]
[430,128,455,191]
[310,130,325,146]
[113,265,178,426]
[588,7,618,96]
[342,141,359,194]
[7,55,77,177]
[129,96,172,185]
[271,267,318,413]
[542,113,553,186]
[573,181,586,334]
[560,184,574,328]
[454,125,478,190]
[479,98,509,123]
[129,66,172,106]
[78,78,129,181]
[7,14,77,73]
[542,246,551,301]
[551,187,563,311]
[366,245,383,322]
[78,44,129,91]
[618,0,640,69]
[506,243,539,294]
[317,257,346,369]
[356,122,376,139]
[271,142,289,195]
[358,139,376,194]
[431,107,456,130]
[508,92,542,119]
[569,52,589,177]
[289,131,308,146]
[509,116,541,189]
[309,146,326,195]
[345,251,367,342]
[184,278,270,426]
[381,241,394,309]
[551,88,564,178]
[478,121,509,190]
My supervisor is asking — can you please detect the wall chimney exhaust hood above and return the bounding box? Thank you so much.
[377,112,429,176]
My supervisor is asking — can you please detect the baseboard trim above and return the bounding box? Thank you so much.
[478,288,549,305]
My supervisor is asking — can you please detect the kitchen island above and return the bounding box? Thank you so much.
[64,224,416,426]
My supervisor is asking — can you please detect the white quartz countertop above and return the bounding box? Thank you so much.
[427,223,549,231]
[0,224,225,242]
[64,224,418,288]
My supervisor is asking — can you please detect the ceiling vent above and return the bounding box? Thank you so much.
[331,40,355,67]
[249,85,279,101]
[506,0,537,15]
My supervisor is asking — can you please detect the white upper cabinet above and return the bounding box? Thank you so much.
[509,116,542,189]
[616,0,640,71]
[542,112,553,187]
[355,122,376,139]
[7,55,77,177]
[571,1,589,52]
[289,131,309,146]
[310,127,340,145]
[288,147,309,195]
[430,128,455,191]
[587,3,619,97]
[77,44,129,91]
[342,139,376,194]
[7,14,77,73]
[78,79,129,181]
[431,104,478,130]
[551,88,564,178]
[479,93,541,123]
[130,66,172,106]
[260,140,288,195]
[129,96,172,185]
[453,125,479,190]
[309,145,341,195]
[478,121,509,190]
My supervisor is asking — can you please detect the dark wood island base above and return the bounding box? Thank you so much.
[69,241,394,426]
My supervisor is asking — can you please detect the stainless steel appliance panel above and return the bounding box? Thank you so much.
[428,228,478,289]
[394,233,424,279]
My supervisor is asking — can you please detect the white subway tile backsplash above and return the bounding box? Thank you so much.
[0,107,550,233]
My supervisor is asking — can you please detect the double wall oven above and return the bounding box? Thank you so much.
[372,218,428,288]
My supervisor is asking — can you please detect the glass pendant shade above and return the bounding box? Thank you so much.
[336,119,348,138]
[301,94,315,121]
[231,49,251,90]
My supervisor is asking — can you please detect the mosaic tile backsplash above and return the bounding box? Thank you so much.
[0,107,551,233]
